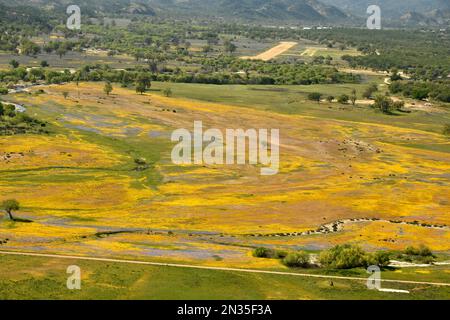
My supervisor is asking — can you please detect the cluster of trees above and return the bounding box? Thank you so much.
[0,103,15,117]
[362,84,379,99]
[305,84,412,116]
[252,247,287,259]
[2,19,366,88]
[0,5,53,51]
[389,81,450,103]
[5,37,86,58]
[253,244,435,270]
[281,252,310,268]
[372,95,405,114]
[319,244,390,269]
[19,40,41,56]
[148,65,358,85]
[256,63,359,85]
[197,56,360,85]
[0,27,20,52]
[343,54,450,82]
[298,28,449,103]
[2,8,449,74]
[0,60,361,88]
[252,248,311,268]
[0,102,47,136]
[307,89,358,105]
[300,28,450,81]
[393,245,436,264]
[43,41,79,58]
[1,12,448,98]
[311,55,333,66]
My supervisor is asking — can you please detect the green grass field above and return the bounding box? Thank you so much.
[1,254,449,300]
[149,82,450,134]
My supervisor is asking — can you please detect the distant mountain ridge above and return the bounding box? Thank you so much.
[149,0,351,22]
[0,0,350,22]
[319,0,450,25]
[0,0,448,26]
[0,0,156,16]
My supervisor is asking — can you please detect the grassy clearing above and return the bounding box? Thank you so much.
[0,51,139,70]
[150,81,450,134]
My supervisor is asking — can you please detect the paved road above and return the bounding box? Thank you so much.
[1,250,449,287]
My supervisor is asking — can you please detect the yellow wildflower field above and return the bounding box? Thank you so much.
[1,82,449,267]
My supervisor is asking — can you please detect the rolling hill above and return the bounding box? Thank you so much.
[148,0,350,21]
[0,0,349,22]
[0,0,448,25]
[319,0,450,22]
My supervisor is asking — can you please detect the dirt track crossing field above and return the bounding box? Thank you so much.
[241,41,298,61]
[300,48,318,57]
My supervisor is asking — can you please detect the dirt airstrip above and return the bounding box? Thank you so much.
[241,41,298,61]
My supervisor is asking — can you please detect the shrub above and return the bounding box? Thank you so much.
[319,244,368,269]
[3,104,16,117]
[392,100,405,111]
[0,87,8,95]
[443,124,450,136]
[404,246,419,256]
[103,82,113,95]
[282,252,310,268]
[136,82,146,94]
[389,81,402,94]
[367,251,391,267]
[253,247,287,259]
[399,245,435,264]
[134,157,147,166]
[134,158,149,171]
[253,247,272,258]
[363,84,378,99]
[405,245,432,257]
[411,87,429,100]
[373,95,394,114]
[337,94,349,104]
[163,87,173,97]
[307,92,322,103]
[274,250,288,259]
